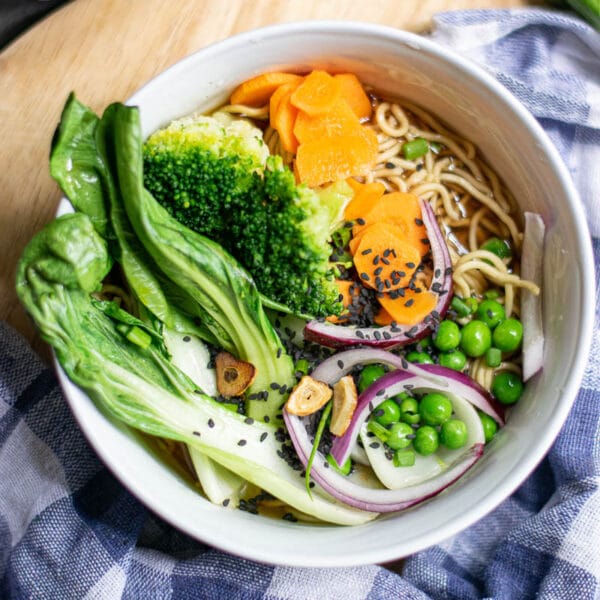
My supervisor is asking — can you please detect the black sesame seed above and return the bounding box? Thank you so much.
[222,498,230,507]
[357,218,366,225]
[260,432,268,442]
[264,415,270,423]
[405,299,415,307]
[360,273,370,281]
[361,248,373,255]
[369,442,381,449]
[381,257,390,265]
[406,262,415,269]
[374,408,385,417]
[385,161,395,169]
[415,218,424,226]
[238,439,247,446]
[193,431,201,437]
[373,255,380,265]
[183,336,191,342]
[337,359,344,369]
[270,382,280,390]
[245,417,255,425]
[277,348,282,358]
[208,419,215,428]
[374,266,383,276]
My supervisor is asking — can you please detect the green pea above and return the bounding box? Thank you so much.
[326,454,352,475]
[478,411,498,443]
[476,299,506,329]
[417,335,433,349]
[413,426,439,456]
[399,399,420,425]
[492,318,523,352]
[481,237,512,259]
[433,320,461,351]
[492,371,524,404]
[460,320,492,357]
[419,392,453,426]
[440,419,468,449]
[358,364,386,392]
[386,422,414,450]
[393,449,416,467]
[406,351,434,364]
[439,350,467,371]
[373,399,401,426]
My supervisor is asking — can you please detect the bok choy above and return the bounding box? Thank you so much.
[16,210,373,525]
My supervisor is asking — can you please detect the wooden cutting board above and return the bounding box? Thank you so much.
[0,0,539,354]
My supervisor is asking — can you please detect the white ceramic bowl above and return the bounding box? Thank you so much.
[57,21,595,567]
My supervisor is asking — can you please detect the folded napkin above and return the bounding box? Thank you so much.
[1,9,599,599]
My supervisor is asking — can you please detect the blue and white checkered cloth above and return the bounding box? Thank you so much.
[1,8,599,599]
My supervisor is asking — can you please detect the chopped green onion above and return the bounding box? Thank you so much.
[481,237,512,260]
[484,289,500,300]
[402,138,430,160]
[326,454,352,475]
[305,401,333,497]
[393,449,416,467]
[367,419,391,442]
[485,347,502,368]
[465,297,479,313]
[294,358,310,378]
[451,296,473,317]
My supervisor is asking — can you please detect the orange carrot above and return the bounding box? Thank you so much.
[293,98,359,144]
[353,226,422,291]
[270,83,300,153]
[230,72,303,107]
[375,289,438,326]
[352,192,430,256]
[295,127,378,187]
[348,221,410,256]
[334,73,372,120]
[290,70,342,116]
[343,180,386,222]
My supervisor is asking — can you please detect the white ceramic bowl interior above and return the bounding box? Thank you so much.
[57,21,595,567]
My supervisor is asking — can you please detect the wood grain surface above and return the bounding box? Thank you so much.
[0,0,540,353]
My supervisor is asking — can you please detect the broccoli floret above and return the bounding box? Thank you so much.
[143,113,342,317]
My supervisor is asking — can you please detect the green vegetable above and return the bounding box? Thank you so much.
[419,392,453,426]
[451,295,473,317]
[433,319,461,351]
[305,401,333,496]
[413,426,439,456]
[481,237,512,260]
[142,111,345,318]
[460,320,492,357]
[399,396,419,424]
[492,318,523,353]
[358,364,386,392]
[373,399,401,426]
[485,347,503,368]
[406,351,434,364]
[16,212,370,525]
[476,299,506,329]
[440,419,468,449]
[327,454,352,475]
[402,137,429,160]
[563,0,600,29]
[492,372,524,405]
[393,449,416,467]
[439,350,467,371]
[385,422,414,450]
[478,411,498,443]
[367,420,391,442]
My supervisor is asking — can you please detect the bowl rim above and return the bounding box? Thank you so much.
[56,20,596,567]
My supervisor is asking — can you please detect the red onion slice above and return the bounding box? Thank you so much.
[304,199,452,348]
[283,407,483,512]
[521,212,545,381]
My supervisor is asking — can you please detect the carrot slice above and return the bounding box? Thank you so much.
[334,73,372,120]
[270,84,300,153]
[295,127,378,187]
[348,221,410,256]
[353,226,421,291]
[326,280,360,323]
[230,72,303,107]
[375,289,438,326]
[294,99,359,144]
[290,70,342,116]
[353,192,430,256]
[343,180,386,222]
